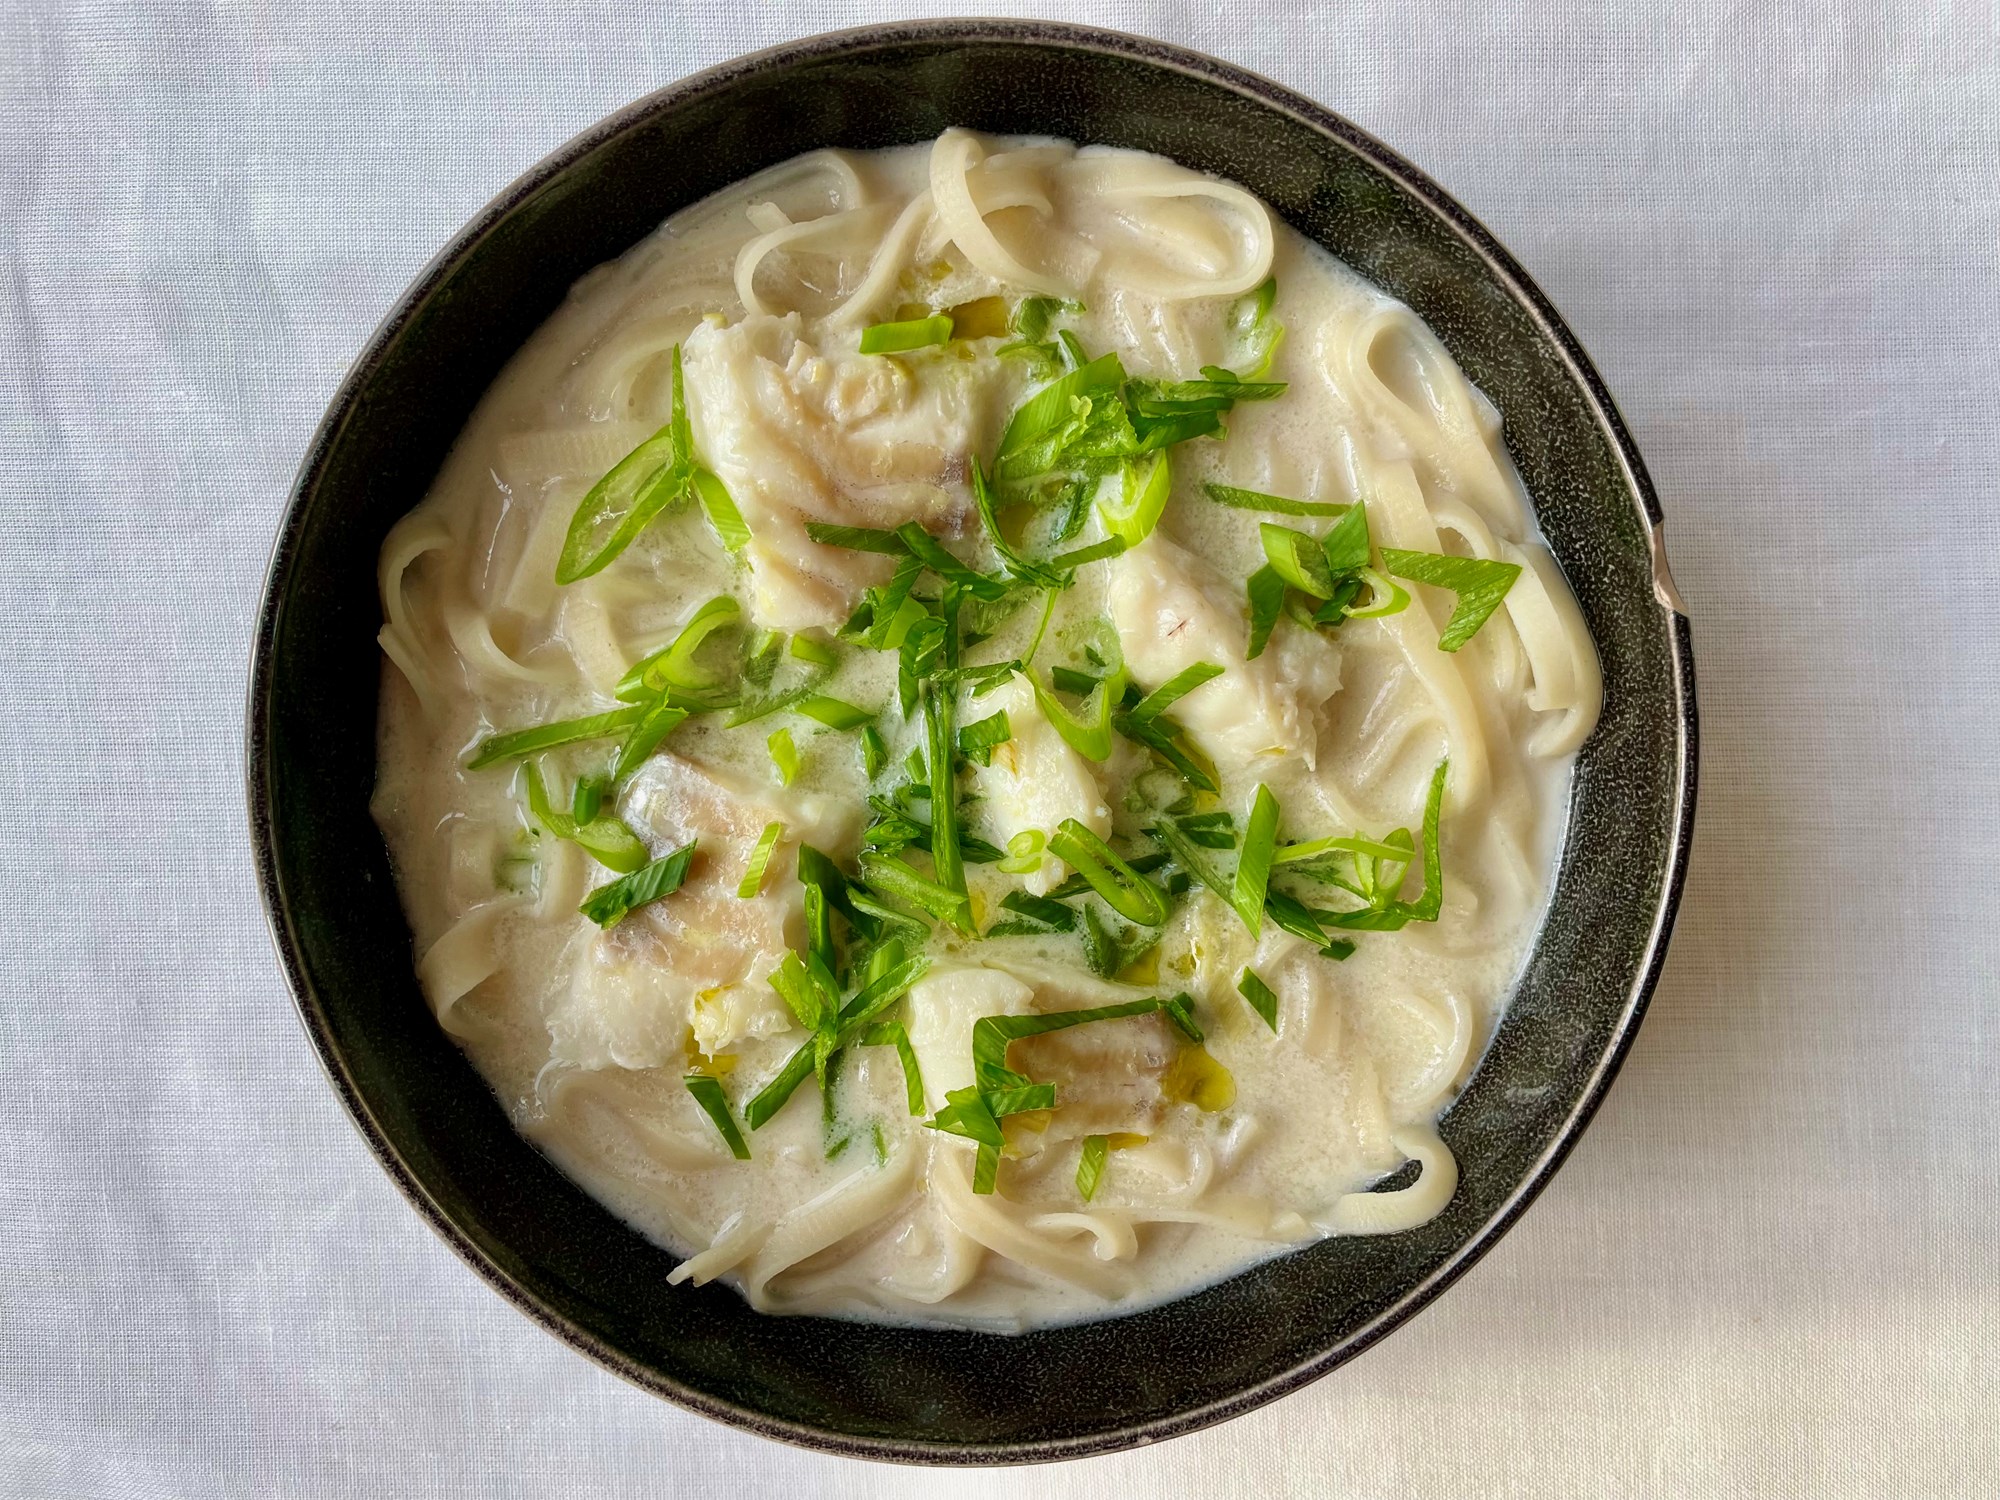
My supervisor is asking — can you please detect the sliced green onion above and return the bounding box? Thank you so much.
[691,467,750,552]
[1045,535,1127,571]
[1076,1135,1109,1201]
[859,313,954,354]
[1229,784,1279,936]
[957,710,1012,766]
[612,699,688,780]
[578,840,697,926]
[1344,567,1411,619]
[1161,992,1204,1043]
[860,724,888,779]
[1201,481,1347,517]
[1236,967,1280,1031]
[860,1020,927,1114]
[737,821,784,899]
[796,695,873,731]
[683,1074,750,1159]
[991,888,1076,933]
[1096,449,1172,548]
[921,685,970,928]
[968,457,1063,589]
[995,351,1128,481]
[556,348,692,582]
[466,707,644,770]
[789,633,840,668]
[1273,832,1418,866]
[1380,550,1522,651]
[893,522,1014,601]
[767,727,799,786]
[617,594,741,701]
[803,521,909,555]
[1030,663,1124,762]
[1319,499,1372,574]
[523,762,649,873]
[996,829,1047,876]
[744,1042,817,1129]
[858,851,971,930]
[1128,662,1223,722]
[1244,564,1285,660]
[1260,522,1337,599]
[1048,819,1170,927]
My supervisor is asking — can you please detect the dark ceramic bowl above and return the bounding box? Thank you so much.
[248,19,1696,1464]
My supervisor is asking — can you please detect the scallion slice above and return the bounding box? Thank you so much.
[957,710,1011,766]
[612,698,688,780]
[1379,550,1522,651]
[1260,522,1337,599]
[1127,662,1222,722]
[683,1074,750,1159]
[859,313,954,354]
[767,727,799,786]
[796,695,873,731]
[1236,967,1280,1031]
[1229,784,1280,936]
[466,707,644,770]
[1202,481,1346,517]
[1096,450,1172,548]
[1047,819,1171,927]
[737,821,784,899]
[691,467,750,552]
[556,347,693,582]
[616,594,741,701]
[578,840,697,927]
[1244,564,1285,660]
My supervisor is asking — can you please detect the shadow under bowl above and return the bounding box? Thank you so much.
[247,19,1696,1465]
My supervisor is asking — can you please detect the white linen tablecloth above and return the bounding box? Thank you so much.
[2,2,1994,1494]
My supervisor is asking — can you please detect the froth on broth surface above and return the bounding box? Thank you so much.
[371,131,1602,1330]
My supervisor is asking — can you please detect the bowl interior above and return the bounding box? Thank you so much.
[250,21,1692,1463]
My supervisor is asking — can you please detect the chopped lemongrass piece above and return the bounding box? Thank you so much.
[767,727,799,785]
[737,821,784,899]
[683,1074,750,1159]
[1379,550,1522,651]
[579,840,697,927]
[795,695,873,731]
[859,313,954,354]
[466,707,644,770]
[1236,967,1280,1031]
[1202,482,1347,517]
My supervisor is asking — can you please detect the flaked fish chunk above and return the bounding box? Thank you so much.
[967,675,1112,895]
[1107,532,1340,769]
[681,313,1002,630]
[544,755,858,1069]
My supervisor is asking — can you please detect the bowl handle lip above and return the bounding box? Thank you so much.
[243,17,1701,1465]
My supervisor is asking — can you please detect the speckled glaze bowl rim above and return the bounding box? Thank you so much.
[247,18,1696,1465]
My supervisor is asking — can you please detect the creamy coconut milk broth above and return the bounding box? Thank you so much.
[371,134,1602,1330]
